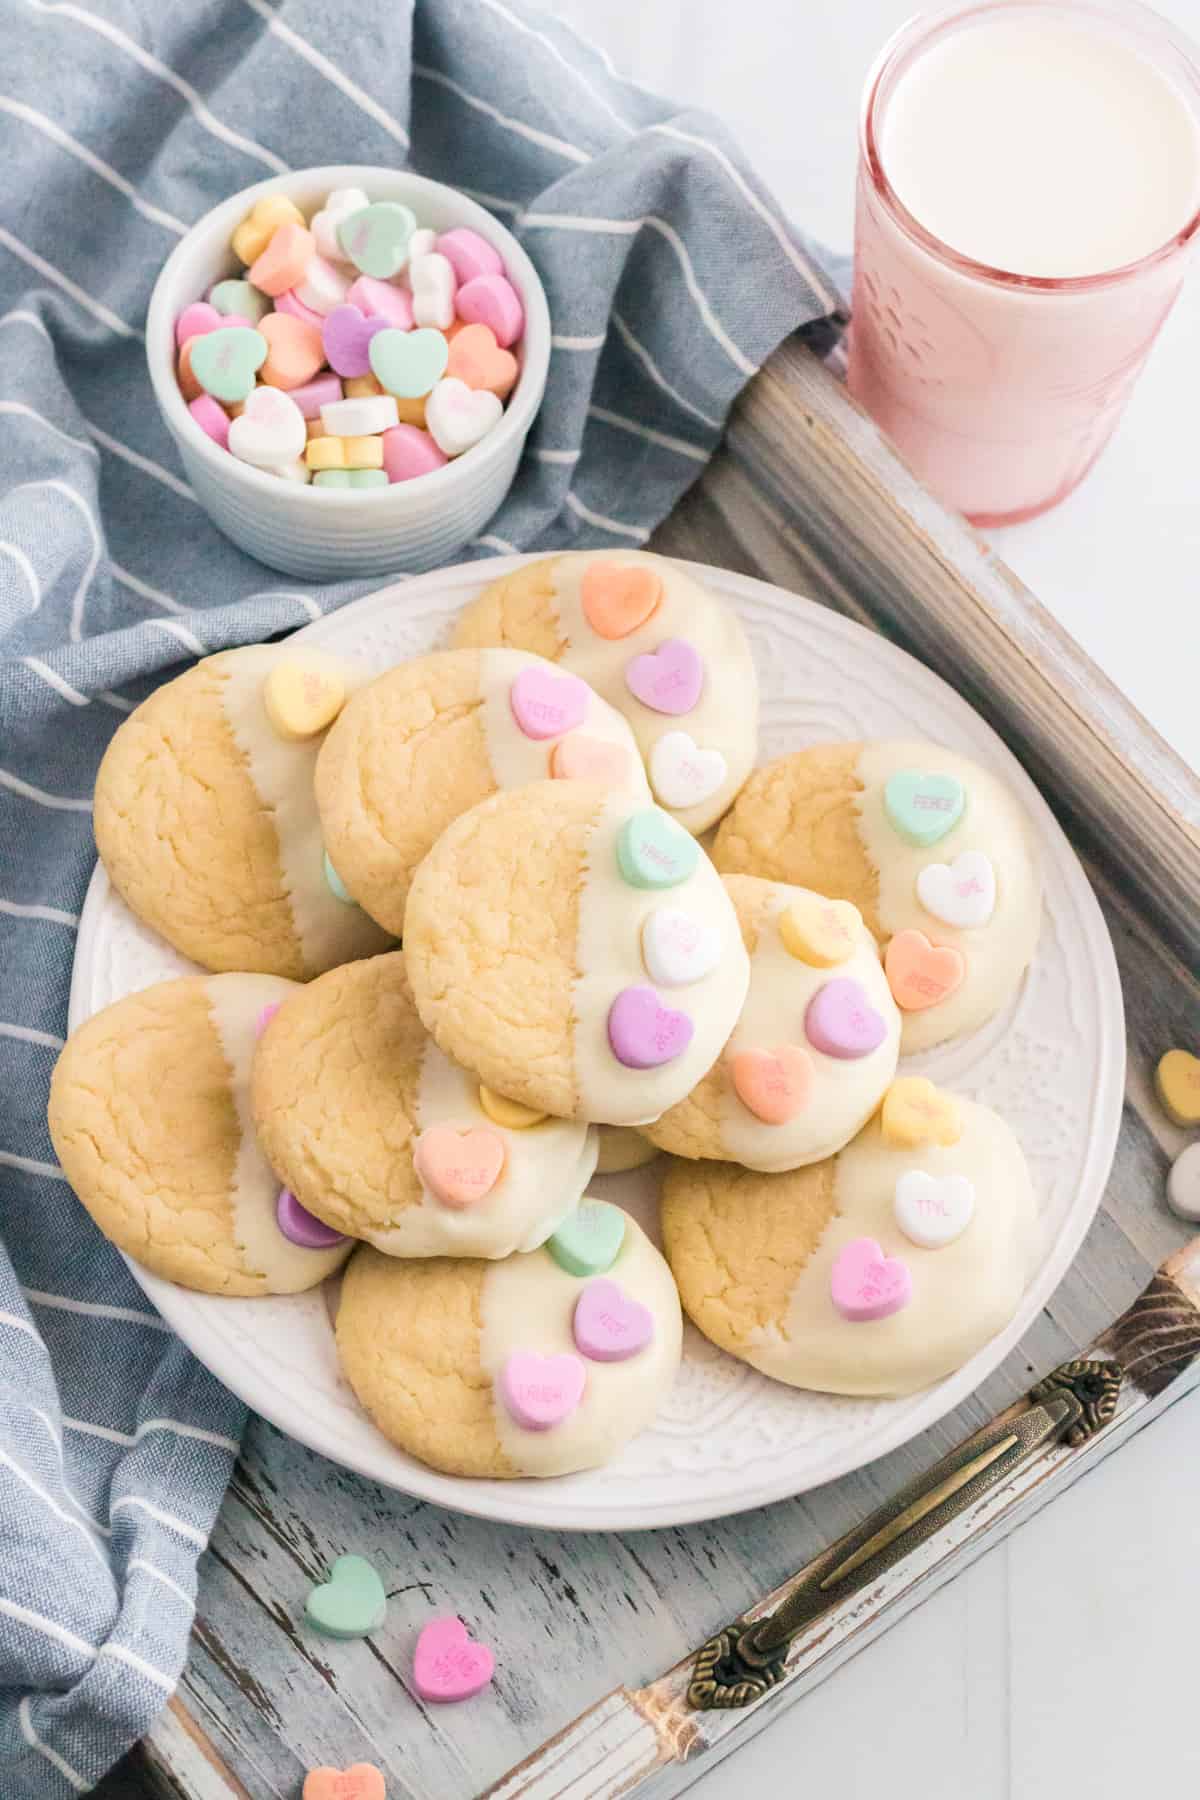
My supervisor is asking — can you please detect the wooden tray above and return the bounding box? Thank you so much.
[135,343,1200,1800]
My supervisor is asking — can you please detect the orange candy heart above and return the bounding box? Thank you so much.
[177,338,204,403]
[446,323,518,399]
[249,222,316,297]
[884,930,965,1012]
[259,311,325,390]
[413,1126,506,1208]
[550,733,631,786]
[303,1765,385,1800]
[581,564,663,639]
[731,1045,814,1125]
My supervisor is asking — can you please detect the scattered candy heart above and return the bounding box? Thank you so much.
[893,1170,976,1248]
[624,638,704,716]
[778,894,862,967]
[311,185,370,262]
[547,1199,626,1277]
[607,986,693,1069]
[731,1044,814,1125]
[916,851,996,929]
[572,1277,654,1362]
[1167,1141,1200,1221]
[381,424,448,482]
[412,1615,496,1703]
[581,562,662,638]
[338,200,417,278]
[414,1125,506,1208]
[425,378,503,456]
[804,977,888,1059]
[228,385,307,467]
[885,930,966,1012]
[648,729,726,808]
[640,906,721,986]
[500,1350,587,1429]
[1155,1048,1200,1127]
[883,769,966,847]
[437,226,504,285]
[410,251,457,329]
[616,808,699,889]
[455,272,524,346]
[477,1085,546,1129]
[322,304,388,378]
[305,1554,387,1639]
[369,326,450,399]
[549,733,631,786]
[302,1763,385,1800]
[189,325,267,404]
[830,1236,912,1322]
[880,1077,962,1148]
[509,665,589,740]
[276,1189,347,1249]
[262,656,346,740]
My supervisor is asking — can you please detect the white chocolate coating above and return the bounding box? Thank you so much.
[478,647,650,799]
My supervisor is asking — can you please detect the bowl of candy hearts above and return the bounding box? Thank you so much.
[146,166,550,579]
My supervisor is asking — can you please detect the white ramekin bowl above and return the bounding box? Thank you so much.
[146,165,550,581]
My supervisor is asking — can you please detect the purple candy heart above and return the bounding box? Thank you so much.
[322,304,388,378]
[572,1277,654,1363]
[607,985,693,1069]
[804,977,887,1061]
[624,638,704,716]
[276,1188,347,1249]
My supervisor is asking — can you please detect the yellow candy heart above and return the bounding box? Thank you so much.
[1156,1049,1200,1127]
[778,894,863,967]
[262,658,346,742]
[232,194,306,267]
[478,1085,547,1130]
[880,1077,962,1149]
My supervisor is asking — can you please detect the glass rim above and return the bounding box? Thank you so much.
[860,0,1200,292]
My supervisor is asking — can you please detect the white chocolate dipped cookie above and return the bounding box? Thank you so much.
[336,1209,681,1478]
[453,552,757,833]
[714,740,1041,1052]
[661,1088,1038,1397]
[47,974,352,1295]
[315,647,648,937]
[644,876,901,1171]
[94,645,392,979]
[403,782,751,1126]
[252,952,596,1260]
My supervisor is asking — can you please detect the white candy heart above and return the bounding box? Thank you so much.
[311,186,370,263]
[409,251,457,329]
[1167,1142,1200,1222]
[894,1170,976,1248]
[399,228,437,288]
[266,457,311,484]
[641,907,722,987]
[425,378,502,456]
[648,730,727,809]
[294,254,351,317]
[227,386,306,467]
[915,851,996,929]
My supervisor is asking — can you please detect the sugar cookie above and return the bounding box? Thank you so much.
[315,648,648,936]
[643,876,901,1171]
[94,645,392,979]
[595,1126,659,1175]
[48,975,352,1295]
[403,783,750,1125]
[253,953,596,1258]
[713,740,1041,1051]
[335,1215,681,1477]
[661,1094,1037,1397]
[453,552,757,833]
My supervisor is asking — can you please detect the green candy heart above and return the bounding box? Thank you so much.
[548,1199,626,1278]
[305,1554,387,1639]
[313,469,389,490]
[883,770,966,848]
[323,851,357,904]
[189,325,267,404]
[616,808,700,890]
[208,278,270,323]
[338,201,417,278]
[369,326,449,399]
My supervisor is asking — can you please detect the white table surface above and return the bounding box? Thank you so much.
[551,3,1200,1793]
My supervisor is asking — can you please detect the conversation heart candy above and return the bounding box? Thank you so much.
[311,185,370,262]
[227,385,306,467]
[232,193,305,265]
[445,322,518,399]
[262,656,346,740]
[347,273,415,329]
[884,930,965,1012]
[414,1125,506,1208]
[624,638,704,715]
[509,666,589,740]
[324,852,355,903]
[884,769,966,847]
[188,394,229,450]
[616,809,699,889]
[369,325,449,398]
[274,287,325,329]
[412,1615,496,1703]
[294,253,351,318]
[208,278,270,323]
[455,272,524,347]
[830,1237,912,1322]
[607,986,693,1069]
[189,325,267,404]
[549,733,631,786]
[478,1085,546,1129]
[880,1077,962,1148]
[322,304,388,377]
[1167,1141,1200,1221]
[648,730,726,808]
[249,222,316,298]
[1155,1048,1200,1127]
[500,1350,586,1429]
[894,1170,976,1249]
[303,1765,385,1800]
[255,1002,280,1039]
[916,851,996,929]
[731,1045,814,1124]
[258,310,324,390]
[778,894,862,967]
[572,1277,654,1362]
[547,1198,626,1277]
[436,226,504,285]
[320,394,399,437]
[581,562,662,638]
[175,300,222,346]
[338,200,417,278]
[289,372,343,419]
[313,469,387,489]
[276,1189,347,1249]
[381,424,448,482]
[805,977,888,1059]
[641,907,721,987]
[305,1554,387,1638]
[425,378,503,456]
[410,251,457,329]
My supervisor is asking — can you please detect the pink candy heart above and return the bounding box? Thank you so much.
[804,977,887,1060]
[322,304,388,377]
[607,985,693,1069]
[436,227,504,286]
[455,272,524,347]
[624,638,704,716]
[288,372,343,420]
[500,1350,587,1429]
[347,274,415,330]
[412,1615,495,1703]
[572,1278,654,1363]
[175,301,222,346]
[274,288,325,329]
[381,424,448,483]
[830,1236,912,1322]
[509,666,589,740]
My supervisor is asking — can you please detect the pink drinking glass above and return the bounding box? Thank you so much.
[847,0,1200,525]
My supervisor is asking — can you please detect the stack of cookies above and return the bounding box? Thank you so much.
[48,551,1044,1482]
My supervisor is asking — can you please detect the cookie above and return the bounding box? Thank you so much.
[403,782,751,1125]
[661,1091,1037,1397]
[253,952,596,1259]
[335,1212,681,1477]
[595,1127,659,1175]
[713,740,1041,1052]
[47,974,352,1295]
[94,644,392,979]
[643,876,901,1171]
[314,648,648,937]
[453,552,757,833]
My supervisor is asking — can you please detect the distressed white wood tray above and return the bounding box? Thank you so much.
[69,555,1124,1532]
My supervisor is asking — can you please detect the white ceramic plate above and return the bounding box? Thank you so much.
[70,557,1125,1531]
